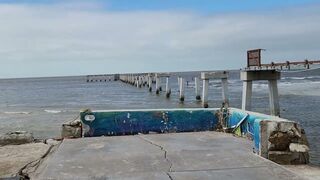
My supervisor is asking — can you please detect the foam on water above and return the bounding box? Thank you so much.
[44,109,62,114]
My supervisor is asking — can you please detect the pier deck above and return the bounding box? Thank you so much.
[34,132,303,180]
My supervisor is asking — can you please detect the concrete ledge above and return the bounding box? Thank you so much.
[240,70,280,81]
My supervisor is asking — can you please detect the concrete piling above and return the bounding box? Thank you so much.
[202,78,209,108]
[268,80,280,116]
[195,77,201,100]
[179,77,185,102]
[221,78,229,104]
[201,71,229,108]
[148,74,152,92]
[165,77,171,98]
[155,74,160,95]
[241,80,252,111]
[240,70,281,116]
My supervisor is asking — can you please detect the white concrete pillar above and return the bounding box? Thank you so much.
[221,78,229,104]
[242,80,252,111]
[179,77,185,101]
[195,77,201,100]
[148,75,152,92]
[202,79,209,108]
[138,76,142,88]
[142,75,146,86]
[155,75,160,94]
[136,76,139,88]
[268,80,280,116]
[165,77,171,98]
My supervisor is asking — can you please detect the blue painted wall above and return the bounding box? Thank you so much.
[81,109,218,137]
[80,108,273,154]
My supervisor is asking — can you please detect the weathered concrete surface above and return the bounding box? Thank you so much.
[0,143,50,178]
[284,165,320,180]
[34,132,306,180]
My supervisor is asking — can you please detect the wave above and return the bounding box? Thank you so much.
[282,76,320,80]
[44,109,62,114]
[282,77,306,80]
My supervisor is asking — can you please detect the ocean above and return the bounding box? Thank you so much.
[0,69,319,165]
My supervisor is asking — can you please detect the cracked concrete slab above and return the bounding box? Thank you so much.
[33,132,304,180]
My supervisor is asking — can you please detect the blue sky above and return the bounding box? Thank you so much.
[106,0,318,12]
[0,0,319,78]
[1,0,318,12]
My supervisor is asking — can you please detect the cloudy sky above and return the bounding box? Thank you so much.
[0,0,319,78]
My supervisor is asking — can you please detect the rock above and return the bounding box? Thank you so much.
[61,120,82,138]
[0,131,34,146]
[268,151,309,165]
[289,143,309,152]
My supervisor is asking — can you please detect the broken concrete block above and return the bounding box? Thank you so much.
[289,143,309,153]
[0,131,34,146]
[268,151,309,165]
[260,120,310,164]
[268,131,291,151]
[61,120,82,138]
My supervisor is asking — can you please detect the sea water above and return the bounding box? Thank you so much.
[0,69,319,165]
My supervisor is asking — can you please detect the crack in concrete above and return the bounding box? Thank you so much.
[137,135,173,179]
[171,165,268,173]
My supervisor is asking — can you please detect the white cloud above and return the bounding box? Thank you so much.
[0,2,319,78]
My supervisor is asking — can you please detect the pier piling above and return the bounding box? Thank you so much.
[241,80,252,111]
[155,74,160,95]
[201,71,229,108]
[195,77,201,100]
[165,77,171,98]
[148,74,152,92]
[202,78,209,108]
[179,77,185,102]
[241,70,280,116]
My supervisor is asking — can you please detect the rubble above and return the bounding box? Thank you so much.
[0,131,34,146]
[61,119,82,138]
[261,121,310,165]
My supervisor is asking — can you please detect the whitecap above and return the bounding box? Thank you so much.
[44,109,62,114]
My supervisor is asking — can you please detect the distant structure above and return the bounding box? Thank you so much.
[86,74,118,82]
[245,48,320,71]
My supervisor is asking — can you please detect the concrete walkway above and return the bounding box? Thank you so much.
[33,132,304,180]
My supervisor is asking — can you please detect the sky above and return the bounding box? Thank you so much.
[0,0,319,78]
